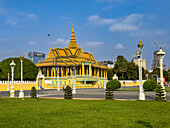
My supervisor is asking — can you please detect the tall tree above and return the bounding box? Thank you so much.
[107,68,113,80]
[0,57,38,80]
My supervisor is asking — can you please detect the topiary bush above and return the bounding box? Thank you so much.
[155,85,166,101]
[105,83,114,100]
[143,79,157,91]
[64,85,72,99]
[106,79,121,91]
[30,86,37,98]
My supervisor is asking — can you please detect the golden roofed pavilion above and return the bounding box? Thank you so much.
[36,25,107,89]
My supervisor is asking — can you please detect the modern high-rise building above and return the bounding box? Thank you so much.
[28,52,45,64]
[152,50,159,69]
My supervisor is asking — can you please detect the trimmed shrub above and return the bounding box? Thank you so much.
[105,83,114,100]
[106,80,121,90]
[156,85,166,101]
[143,79,157,91]
[64,85,72,99]
[30,86,37,98]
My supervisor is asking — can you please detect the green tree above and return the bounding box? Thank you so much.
[149,68,169,82]
[107,69,113,80]
[0,57,38,80]
[106,79,121,90]
[143,79,157,91]
[113,55,148,80]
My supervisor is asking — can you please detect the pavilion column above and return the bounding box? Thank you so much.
[101,69,103,77]
[86,66,88,75]
[57,67,59,77]
[106,69,107,78]
[47,67,49,77]
[94,68,96,76]
[61,67,63,77]
[51,67,53,77]
[66,67,68,77]
[104,69,106,78]
[79,66,81,75]
[97,68,99,77]
[54,67,56,77]
[70,67,72,76]
[82,62,84,75]
[89,64,92,76]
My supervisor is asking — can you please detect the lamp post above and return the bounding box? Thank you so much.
[19,53,24,98]
[72,67,76,94]
[7,72,10,91]
[57,72,60,91]
[10,60,16,97]
[157,47,166,98]
[136,39,145,100]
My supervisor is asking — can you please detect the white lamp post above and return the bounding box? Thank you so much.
[136,39,145,100]
[72,67,76,94]
[157,47,166,98]
[57,72,60,91]
[10,60,16,97]
[104,77,106,89]
[7,72,10,91]
[19,53,24,98]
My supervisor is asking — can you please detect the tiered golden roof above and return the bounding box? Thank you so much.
[36,25,107,69]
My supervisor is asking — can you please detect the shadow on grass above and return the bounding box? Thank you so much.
[137,120,153,128]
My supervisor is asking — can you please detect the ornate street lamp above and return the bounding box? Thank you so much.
[72,67,76,94]
[136,39,145,100]
[10,60,16,97]
[7,72,10,91]
[157,47,166,98]
[19,53,24,98]
[57,72,60,91]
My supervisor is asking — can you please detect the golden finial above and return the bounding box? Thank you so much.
[138,39,143,51]
[20,53,24,61]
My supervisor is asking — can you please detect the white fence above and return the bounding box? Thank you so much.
[0,81,36,84]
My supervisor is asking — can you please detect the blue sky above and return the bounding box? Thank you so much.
[0,0,170,70]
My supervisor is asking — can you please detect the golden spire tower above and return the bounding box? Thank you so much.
[68,24,79,49]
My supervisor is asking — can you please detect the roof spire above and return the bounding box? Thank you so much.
[68,23,79,49]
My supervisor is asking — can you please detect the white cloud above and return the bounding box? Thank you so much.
[28,14,38,20]
[97,0,124,3]
[6,20,18,27]
[115,43,124,49]
[0,38,8,42]
[84,41,104,48]
[129,29,167,38]
[52,38,70,47]
[88,14,144,32]
[29,41,37,46]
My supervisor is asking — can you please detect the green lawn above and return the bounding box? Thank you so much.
[0,98,170,128]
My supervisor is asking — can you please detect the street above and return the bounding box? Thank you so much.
[0,88,170,100]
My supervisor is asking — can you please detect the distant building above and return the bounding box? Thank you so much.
[28,52,45,64]
[98,61,114,68]
[131,57,146,70]
[152,50,159,69]
[151,50,166,70]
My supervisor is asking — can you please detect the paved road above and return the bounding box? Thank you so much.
[1,88,170,100]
